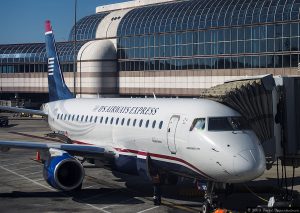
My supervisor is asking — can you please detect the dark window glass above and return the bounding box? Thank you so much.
[110,117,114,124]
[208,117,249,131]
[64,114,67,120]
[275,24,282,38]
[260,56,267,68]
[159,121,163,129]
[283,55,290,67]
[275,55,282,68]
[139,119,143,127]
[231,28,237,41]
[145,120,149,128]
[100,116,103,123]
[90,116,93,122]
[85,116,89,122]
[238,28,244,40]
[105,117,109,124]
[291,37,298,51]
[267,55,274,68]
[291,23,298,37]
[245,27,251,40]
[260,40,266,52]
[57,114,60,119]
[267,25,274,38]
[72,115,75,121]
[267,39,274,52]
[133,119,137,126]
[152,120,156,128]
[116,118,119,125]
[94,116,98,123]
[68,115,71,121]
[81,115,84,122]
[76,115,79,121]
[291,54,299,67]
[60,114,64,120]
[121,118,125,125]
[282,24,290,37]
[127,119,131,126]
[252,56,259,68]
[275,38,282,52]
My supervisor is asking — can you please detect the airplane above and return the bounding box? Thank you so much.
[0,20,266,212]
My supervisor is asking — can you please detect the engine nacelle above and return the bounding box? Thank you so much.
[43,148,84,191]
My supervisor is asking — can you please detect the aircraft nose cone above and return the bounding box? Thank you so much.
[233,149,265,181]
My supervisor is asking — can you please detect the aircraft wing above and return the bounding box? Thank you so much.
[0,140,108,158]
[0,106,47,116]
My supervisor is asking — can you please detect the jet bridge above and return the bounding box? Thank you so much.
[200,75,300,168]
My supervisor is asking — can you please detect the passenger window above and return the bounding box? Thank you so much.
[121,118,125,125]
[72,115,75,121]
[60,114,63,120]
[64,114,67,120]
[110,117,114,124]
[94,116,98,123]
[85,116,89,122]
[68,115,71,120]
[145,120,149,128]
[105,117,108,124]
[57,114,60,119]
[116,118,119,125]
[152,120,156,128]
[133,119,137,126]
[81,115,84,122]
[190,118,206,131]
[100,116,103,123]
[159,121,163,129]
[90,116,93,122]
[127,119,131,126]
[76,115,79,121]
[139,119,143,127]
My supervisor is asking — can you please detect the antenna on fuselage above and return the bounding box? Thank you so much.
[153,92,156,100]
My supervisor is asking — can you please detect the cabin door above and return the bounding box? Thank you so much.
[167,115,180,154]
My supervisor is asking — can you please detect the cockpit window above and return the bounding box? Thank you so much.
[208,117,249,131]
[190,118,206,131]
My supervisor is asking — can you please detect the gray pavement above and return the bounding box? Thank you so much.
[0,116,299,212]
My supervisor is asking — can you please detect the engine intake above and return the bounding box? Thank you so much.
[43,149,84,191]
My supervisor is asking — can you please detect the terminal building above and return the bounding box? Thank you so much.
[1,0,300,103]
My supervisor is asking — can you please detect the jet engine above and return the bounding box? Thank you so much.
[43,148,84,191]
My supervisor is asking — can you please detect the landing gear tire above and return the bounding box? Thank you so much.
[202,201,211,213]
[153,196,161,206]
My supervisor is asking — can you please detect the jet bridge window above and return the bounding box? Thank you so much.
[190,118,206,131]
[208,117,249,131]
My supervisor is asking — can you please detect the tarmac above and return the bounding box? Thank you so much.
[0,116,299,213]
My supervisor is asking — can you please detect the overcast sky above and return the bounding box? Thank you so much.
[0,0,128,44]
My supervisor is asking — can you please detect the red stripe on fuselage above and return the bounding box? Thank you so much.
[71,141,213,180]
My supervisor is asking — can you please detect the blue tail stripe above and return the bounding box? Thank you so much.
[45,21,73,102]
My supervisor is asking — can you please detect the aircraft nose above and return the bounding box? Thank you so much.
[233,149,265,181]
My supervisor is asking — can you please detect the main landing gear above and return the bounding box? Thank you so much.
[202,182,218,213]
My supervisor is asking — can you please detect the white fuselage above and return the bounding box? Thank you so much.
[44,98,266,183]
